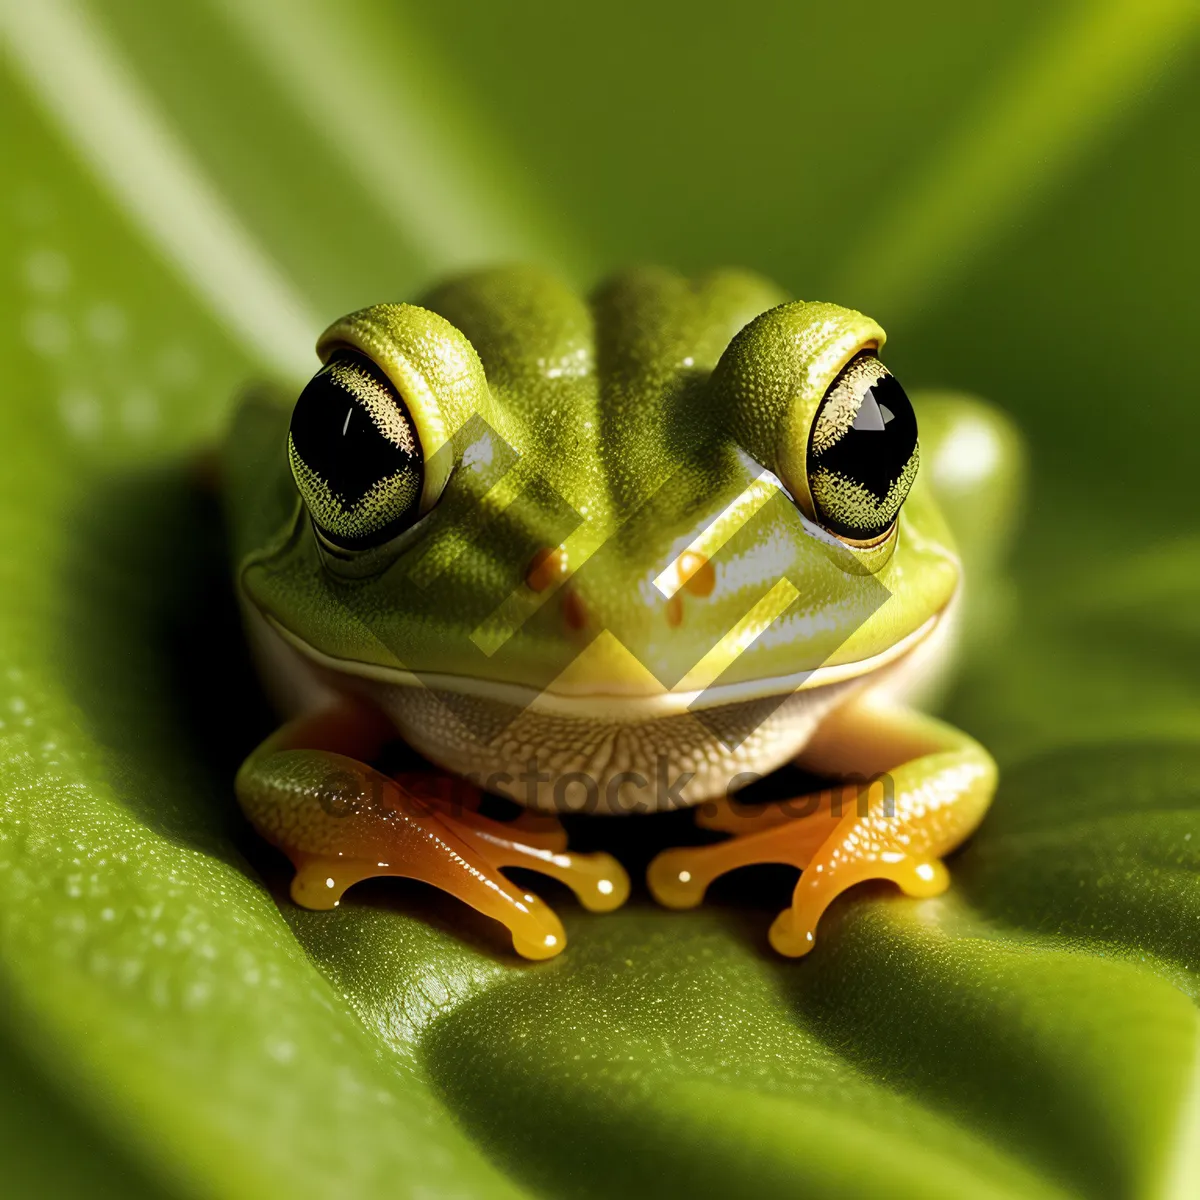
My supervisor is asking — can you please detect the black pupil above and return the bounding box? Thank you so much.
[288,350,423,546]
[290,352,411,507]
[808,356,918,539]
[818,372,916,500]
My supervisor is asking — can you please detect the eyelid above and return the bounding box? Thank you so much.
[796,506,899,570]
[311,502,439,578]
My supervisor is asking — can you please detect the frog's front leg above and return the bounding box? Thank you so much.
[647,702,995,957]
[236,696,630,959]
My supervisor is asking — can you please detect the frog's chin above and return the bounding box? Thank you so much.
[245,600,955,813]
[257,605,945,723]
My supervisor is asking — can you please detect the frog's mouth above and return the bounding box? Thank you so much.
[259,601,948,723]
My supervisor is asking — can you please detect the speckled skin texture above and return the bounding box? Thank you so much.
[225,265,1019,957]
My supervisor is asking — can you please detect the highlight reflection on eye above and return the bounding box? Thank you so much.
[807,353,919,542]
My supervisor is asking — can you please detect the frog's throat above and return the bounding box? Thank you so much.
[257,607,943,723]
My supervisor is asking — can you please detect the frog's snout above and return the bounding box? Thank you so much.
[524,546,592,633]
[528,545,720,638]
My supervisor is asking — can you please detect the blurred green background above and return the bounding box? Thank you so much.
[1,2,1199,1197]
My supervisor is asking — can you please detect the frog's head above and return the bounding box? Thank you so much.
[239,266,957,744]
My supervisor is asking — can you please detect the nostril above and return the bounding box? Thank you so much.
[665,551,715,628]
[526,546,569,592]
[678,551,715,597]
[563,590,587,630]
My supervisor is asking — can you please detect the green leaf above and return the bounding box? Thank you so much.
[1,1,1199,1197]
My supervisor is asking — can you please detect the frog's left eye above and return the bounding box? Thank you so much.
[288,350,424,550]
[806,353,919,542]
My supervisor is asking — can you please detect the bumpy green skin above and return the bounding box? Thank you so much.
[224,266,1005,699]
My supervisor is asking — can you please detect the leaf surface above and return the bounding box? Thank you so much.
[1,2,1198,1197]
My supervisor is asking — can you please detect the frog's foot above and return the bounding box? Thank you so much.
[647,702,996,957]
[237,699,629,960]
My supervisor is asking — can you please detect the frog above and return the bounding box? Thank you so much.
[223,265,1022,961]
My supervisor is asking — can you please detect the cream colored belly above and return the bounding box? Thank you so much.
[242,602,955,815]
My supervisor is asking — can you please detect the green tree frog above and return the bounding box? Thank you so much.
[223,266,1021,960]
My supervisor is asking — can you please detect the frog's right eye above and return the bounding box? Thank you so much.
[288,350,424,550]
[806,354,919,542]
